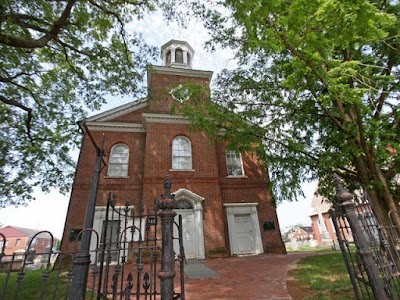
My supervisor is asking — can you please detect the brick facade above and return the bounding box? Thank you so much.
[61,41,285,258]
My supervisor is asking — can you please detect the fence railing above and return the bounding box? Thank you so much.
[330,176,400,299]
[0,178,185,300]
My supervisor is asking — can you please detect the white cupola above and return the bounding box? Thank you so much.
[160,40,194,69]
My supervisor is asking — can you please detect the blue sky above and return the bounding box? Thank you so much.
[0,10,317,237]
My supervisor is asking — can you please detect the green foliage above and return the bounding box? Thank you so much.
[0,0,181,207]
[188,0,400,207]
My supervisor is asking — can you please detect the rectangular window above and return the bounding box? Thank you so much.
[226,150,244,176]
[15,239,21,246]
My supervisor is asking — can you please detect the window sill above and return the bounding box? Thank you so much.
[169,169,195,172]
[104,176,130,179]
[226,175,248,179]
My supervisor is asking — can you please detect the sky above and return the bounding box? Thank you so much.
[0,10,317,238]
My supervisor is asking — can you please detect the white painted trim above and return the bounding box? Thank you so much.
[224,203,263,255]
[224,203,259,208]
[147,65,213,82]
[142,113,191,124]
[173,188,205,259]
[85,122,145,132]
[85,98,148,122]
[90,205,137,265]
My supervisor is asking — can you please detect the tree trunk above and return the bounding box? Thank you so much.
[353,154,400,228]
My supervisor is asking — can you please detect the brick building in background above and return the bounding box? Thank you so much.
[61,40,285,259]
[0,225,58,256]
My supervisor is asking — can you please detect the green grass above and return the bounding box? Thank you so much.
[286,245,338,253]
[288,252,354,300]
[0,269,95,300]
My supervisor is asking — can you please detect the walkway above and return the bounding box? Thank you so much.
[183,253,312,300]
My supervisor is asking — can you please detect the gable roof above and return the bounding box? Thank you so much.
[0,225,41,238]
[85,97,148,122]
[299,226,313,234]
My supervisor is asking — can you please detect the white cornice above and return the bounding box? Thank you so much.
[142,113,191,124]
[174,188,204,202]
[147,65,213,82]
[223,203,259,207]
[85,122,145,132]
[85,98,148,122]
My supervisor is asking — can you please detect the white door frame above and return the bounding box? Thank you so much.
[174,188,205,259]
[224,203,263,255]
[91,205,137,264]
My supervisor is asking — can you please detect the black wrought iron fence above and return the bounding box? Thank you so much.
[330,177,400,299]
[0,195,185,300]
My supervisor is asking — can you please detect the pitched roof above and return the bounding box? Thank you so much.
[299,226,313,234]
[0,225,41,238]
[85,97,148,122]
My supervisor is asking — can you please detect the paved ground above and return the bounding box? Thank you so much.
[183,253,313,300]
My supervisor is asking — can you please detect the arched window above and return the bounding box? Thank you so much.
[172,136,192,170]
[225,150,244,176]
[166,50,171,65]
[175,49,183,63]
[176,200,193,209]
[108,144,129,177]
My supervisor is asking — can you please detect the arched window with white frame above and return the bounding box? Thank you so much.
[172,136,192,170]
[225,150,245,177]
[108,144,129,177]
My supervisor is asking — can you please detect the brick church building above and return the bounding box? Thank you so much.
[61,40,285,259]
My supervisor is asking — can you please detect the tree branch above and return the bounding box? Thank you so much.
[0,71,36,83]
[87,0,132,64]
[0,0,77,49]
[265,15,327,86]
[0,94,34,141]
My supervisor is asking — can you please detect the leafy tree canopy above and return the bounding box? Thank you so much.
[0,0,180,207]
[185,0,400,224]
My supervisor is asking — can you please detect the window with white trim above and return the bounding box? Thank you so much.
[108,144,129,177]
[226,150,244,176]
[172,136,192,170]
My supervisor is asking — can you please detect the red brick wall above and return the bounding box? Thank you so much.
[61,67,285,256]
[148,71,211,113]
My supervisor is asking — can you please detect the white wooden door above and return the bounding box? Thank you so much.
[174,209,196,259]
[234,214,255,254]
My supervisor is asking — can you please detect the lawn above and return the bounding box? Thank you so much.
[0,269,95,300]
[287,251,355,300]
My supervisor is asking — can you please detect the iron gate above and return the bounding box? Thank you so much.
[330,176,400,299]
[0,194,185,299]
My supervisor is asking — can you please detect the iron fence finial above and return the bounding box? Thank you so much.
[164,175,171,198]
[333,174,354,204]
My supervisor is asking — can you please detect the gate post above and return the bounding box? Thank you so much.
[334,175,388,300]
[156,175,177,300]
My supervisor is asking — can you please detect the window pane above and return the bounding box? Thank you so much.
[226,150,244,176]
[108,144,129,176]
[172,137,192,169]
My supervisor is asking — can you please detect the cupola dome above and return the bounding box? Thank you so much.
[160,40,194,69]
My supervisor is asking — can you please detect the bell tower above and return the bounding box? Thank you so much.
[147,39,213,113]
[160,40,195,69]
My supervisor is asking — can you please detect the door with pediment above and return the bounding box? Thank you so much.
[174,200,197,259]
